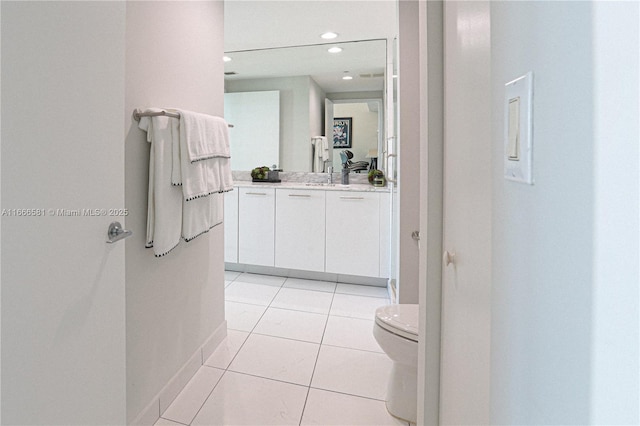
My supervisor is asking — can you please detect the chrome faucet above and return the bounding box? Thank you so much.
[327,166,333,183]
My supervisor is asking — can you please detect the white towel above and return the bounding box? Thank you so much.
[138,109,183,257]
[138,108,231,256]
[176,134,233,200]
[178,109,231,162]
[173,110,233,200]
[312,136,329,172]
[182,192,223,242]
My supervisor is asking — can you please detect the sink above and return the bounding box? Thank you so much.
[304,183,349,187]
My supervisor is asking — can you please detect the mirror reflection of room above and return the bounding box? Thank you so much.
[223,39,386,173]
[332,101,382,172]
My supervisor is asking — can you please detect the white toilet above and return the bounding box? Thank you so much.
[373,304,419,423]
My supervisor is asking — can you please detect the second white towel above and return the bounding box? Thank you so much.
[173,109,233,200]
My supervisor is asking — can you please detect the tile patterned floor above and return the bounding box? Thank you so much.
[154,272,410,426]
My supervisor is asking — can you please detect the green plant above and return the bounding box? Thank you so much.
[367,169,384,183]
[251,166,270,180]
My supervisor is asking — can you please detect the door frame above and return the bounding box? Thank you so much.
[413,0,444,424]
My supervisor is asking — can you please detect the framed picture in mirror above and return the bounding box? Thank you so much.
[333,117,352,148]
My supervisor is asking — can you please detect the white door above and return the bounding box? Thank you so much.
[1,2,127,424]
[439,1,492,424]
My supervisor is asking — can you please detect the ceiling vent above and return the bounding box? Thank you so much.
[359,72,384,78]
[224,71,238,76]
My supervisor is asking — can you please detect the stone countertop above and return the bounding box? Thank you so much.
[232,180,390,193]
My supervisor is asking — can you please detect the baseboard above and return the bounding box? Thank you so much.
[130,321,228,425]
[130,398,159,426]
[158,350,202,416]
[225,263,388,287]
[200,320,228,365]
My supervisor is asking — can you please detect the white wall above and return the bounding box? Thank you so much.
[226,76,313,171]
[1,2,127,424]
[309,77,326,139]
[124,2,226,423]
[590,2,639,423]
[491,1,639,424]
[491,2,594,422]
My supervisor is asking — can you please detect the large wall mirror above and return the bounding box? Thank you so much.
[224,39,387,173]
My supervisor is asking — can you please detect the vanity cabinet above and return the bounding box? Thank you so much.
[275,189,326,272]
[238,187,275,266]
[224,190,239,263]
[325,191,381,277]
[226,185,390,280]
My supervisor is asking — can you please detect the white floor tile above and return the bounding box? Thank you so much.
[224,270,241,281]
[283,277,337,293]
[234,272,286,287]
[301,388,408,426]
[270,287,334,314]
[225,281,281,306]
[154,418,184,426]
[224,280,233,288]
[161,366,224,425]
[336,283,390,298]
[229,333,320,386]
[254,307,328,343]
[311,345,392,400]
[204,329,249,369]
[225,301,267,332]
[191,371,308,425]
[330,293,390,320]
[322,315,383,353]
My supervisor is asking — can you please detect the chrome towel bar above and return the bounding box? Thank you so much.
[132,108,234,127]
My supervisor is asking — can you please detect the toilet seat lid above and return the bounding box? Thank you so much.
[375,304,419,342]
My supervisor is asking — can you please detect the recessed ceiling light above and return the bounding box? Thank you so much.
[342,75,353,80]
[328,46,342,53]
[320,32,338,40]
[223,56,232,62]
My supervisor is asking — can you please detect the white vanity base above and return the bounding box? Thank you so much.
[225,263,388,287]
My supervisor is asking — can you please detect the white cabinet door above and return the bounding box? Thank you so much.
[275,188,326,272]
[326,191,380,277]
[224,190,239,263]
[238,187,275,266]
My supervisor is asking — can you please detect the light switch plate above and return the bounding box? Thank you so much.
[504,72,533,184]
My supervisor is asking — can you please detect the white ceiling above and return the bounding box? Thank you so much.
[224,1,397,93]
